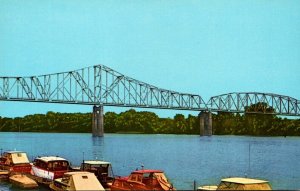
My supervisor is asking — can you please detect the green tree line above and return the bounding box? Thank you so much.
[0,103,299,136]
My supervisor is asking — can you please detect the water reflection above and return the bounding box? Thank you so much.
[92,136,104,160]
[0,133,300,190]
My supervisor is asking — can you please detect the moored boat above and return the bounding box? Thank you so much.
[198,177,272,190]
[0,170,9,179]
[0,151,32,174]
[9,174,38,189]
[49,171,105,191]
[31,156,70,184]
[110,169,175,191]
[217,177,272,190]
[80,160,114,188]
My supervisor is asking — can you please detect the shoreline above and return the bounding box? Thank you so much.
[0,131,299,137]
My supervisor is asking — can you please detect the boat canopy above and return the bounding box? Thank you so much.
[197,185,218,191]
[4,151,26,154]
[83,160,111,165]
[35,156,68,163]
[220,177,269,184]
[4,151,30,164]
[132,169,163,174]
[65,171,105,191]
[153,172,173,190]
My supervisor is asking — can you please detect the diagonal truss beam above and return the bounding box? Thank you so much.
[1,65,299,116]
[207,92,300,116]
[0,65,207,111]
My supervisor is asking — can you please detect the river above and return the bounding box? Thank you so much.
[0,132,299,190]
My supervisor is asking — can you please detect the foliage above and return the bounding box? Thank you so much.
[212,102,300,136]
[0,104,299,136]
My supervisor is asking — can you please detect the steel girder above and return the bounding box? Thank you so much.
[207,92,300,116]
[1,66,299,116]
[0,65,206,111]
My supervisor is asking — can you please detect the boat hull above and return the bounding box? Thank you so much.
[49,181,66,191]
[0,170,9,179]
[0,164,32,174]
[9,174,38,189]
[31,165,55,180]
[31,165,67,180]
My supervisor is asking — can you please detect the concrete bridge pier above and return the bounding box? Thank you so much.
[199,111,212,136]
[92,105,104,137]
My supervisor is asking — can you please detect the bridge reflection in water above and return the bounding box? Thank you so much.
[0,65,299,136]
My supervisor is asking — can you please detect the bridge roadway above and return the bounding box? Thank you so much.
[0,65,299,136]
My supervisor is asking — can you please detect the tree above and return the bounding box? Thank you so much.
[244,102,276,136]
[173,114,187,134]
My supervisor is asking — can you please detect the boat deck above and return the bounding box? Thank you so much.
[9,174,38,189]
[0,170,9,179]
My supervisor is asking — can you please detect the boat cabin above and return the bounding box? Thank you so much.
[0,151,32,174]
[80,160,113,188]
[49,171,105,191]
[111,169,175,191]
[31,156,70,180]
[217,177,272,190]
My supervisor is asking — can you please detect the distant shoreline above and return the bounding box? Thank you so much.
[0,131,299,137]
[1,108,299,136]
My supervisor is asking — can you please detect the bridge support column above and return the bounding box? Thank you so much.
[92,105,104,137]
[199,111,212,136]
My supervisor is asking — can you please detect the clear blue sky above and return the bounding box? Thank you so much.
[0,0,299,118]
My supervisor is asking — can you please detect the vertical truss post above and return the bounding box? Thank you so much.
[3,78,9,98]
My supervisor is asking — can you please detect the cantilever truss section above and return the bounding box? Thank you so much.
[0,65,206,111]
[207,92,300,116]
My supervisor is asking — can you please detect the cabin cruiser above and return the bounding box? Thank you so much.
[110,169,175,191]
[31,156,70,183]
[0,151,32,174]
[80,160,114,188]
[49,171,105,191]
[198,177,272,190]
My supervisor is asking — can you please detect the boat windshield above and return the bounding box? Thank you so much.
[49,161,69,171]
[81,163,111,175]
[0,156,6,163]
[218,181,239,190]
[143,173,152,178]
[218,181,272,190]
[61,175,71,184]
[129,174,143,182]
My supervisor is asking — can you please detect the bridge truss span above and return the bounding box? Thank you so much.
[207,92,300,116]
[0,65,207,110]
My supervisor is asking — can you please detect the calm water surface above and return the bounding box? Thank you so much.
[0,132,300,190]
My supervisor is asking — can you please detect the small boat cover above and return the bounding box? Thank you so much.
[71,172,105,191]
[153,172,173,190]
[11,152,30,164]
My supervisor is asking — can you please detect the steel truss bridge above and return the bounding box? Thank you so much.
[0,64,299,116]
